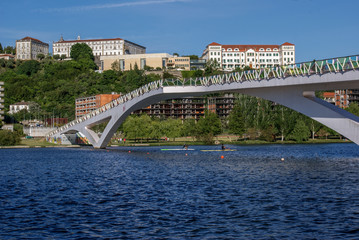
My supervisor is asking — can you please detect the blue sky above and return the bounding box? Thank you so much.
[1,0,358,62]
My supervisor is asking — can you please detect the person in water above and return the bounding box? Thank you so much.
[183,144,188,150]
[221,144,226,150]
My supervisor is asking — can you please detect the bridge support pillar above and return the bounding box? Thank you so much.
[247,88,359,144]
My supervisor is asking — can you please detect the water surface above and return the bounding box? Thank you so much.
[1,143,359,239]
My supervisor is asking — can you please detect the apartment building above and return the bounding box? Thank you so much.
[0,81,4,121]
[167,56,191,70]
[16,37,49,60]
[53,36,146,58]
[134,94,236,120]
[75,93,121,118]
[202,42,295,71]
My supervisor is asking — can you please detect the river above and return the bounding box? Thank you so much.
[1,143,359,239]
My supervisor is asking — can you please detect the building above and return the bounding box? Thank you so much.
[0,54,15,60]
[53,36,146,58]
[76,93,121,118]
[167,56,191,70]
[134,94,236,120]
[0,81,4,121]
[8,101,33,114]
[202,42,295,71]
[16,37,49,60]
[335,90,350,108]
[322,92,335,105]
[101,53,172,71]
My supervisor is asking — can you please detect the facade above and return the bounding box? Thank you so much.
[0,81,4,121]
[16,37,49,60]
[53,36,146,58]
[167,56,191,70]
[322,92,335,105]
[0,54,15,60]
[76,93,121,118]
[8,101,32,114]
[202,42,295,70]
[101,53,172,71]
[134,94,235,120]
[335,90,350,108]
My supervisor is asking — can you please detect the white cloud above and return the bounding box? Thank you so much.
[39,0,191,13]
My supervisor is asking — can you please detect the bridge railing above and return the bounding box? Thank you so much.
[46,55,359,138]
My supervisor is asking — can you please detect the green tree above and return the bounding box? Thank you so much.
[196,110,222,144]
[16,60,40,76]
[53,54,60,60]
[0,130,21,146]
[37,53,45,60]
[289,119,310,142]
[163,118,183,141]
[70,43,94,61]
[346,102,359,116]
[0,43,3,53]
[228,102,245,137]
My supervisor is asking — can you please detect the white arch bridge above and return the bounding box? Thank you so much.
[47,55,359,148]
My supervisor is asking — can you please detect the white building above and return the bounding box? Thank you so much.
[8,101,32,114]
[202,42,295,70]
[53,36,146,58]
[16,37,49,60]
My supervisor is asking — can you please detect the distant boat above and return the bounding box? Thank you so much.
[161,148,195,151]
[200,149,236,152]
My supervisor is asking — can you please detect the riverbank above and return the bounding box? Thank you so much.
[0,137,349,149]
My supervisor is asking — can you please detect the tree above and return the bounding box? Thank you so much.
[196,110,222,144]
[346,102,359,116]
[16,60,40,76]
[53,54,60,60]
[163,118,182,141]
[70,43,94,61]
[37,53,45,60]
[0,130,21,146]
[228,102,245,137]
[0,43,3,53]
[289,119,310,142]
[204,59,221,76]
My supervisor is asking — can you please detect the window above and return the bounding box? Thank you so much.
[266,48,271,51]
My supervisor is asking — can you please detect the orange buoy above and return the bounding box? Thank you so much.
[221,155,224,159]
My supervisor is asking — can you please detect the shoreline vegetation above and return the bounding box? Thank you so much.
[0,137,350,149]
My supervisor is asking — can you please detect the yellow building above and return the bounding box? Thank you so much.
[100,53,172,71]
[167,56,190,70]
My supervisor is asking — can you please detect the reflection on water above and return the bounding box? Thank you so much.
[0,143,359,239]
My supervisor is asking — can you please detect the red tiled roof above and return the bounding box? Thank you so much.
[208,42,221,46]
[20,36,48,45]
[323,92,335,98]
[281,42,295,46]
[0,54,15,57]
[56,37,123,43]
[222,44,280,52]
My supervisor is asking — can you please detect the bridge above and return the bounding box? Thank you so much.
[46,55,359,148]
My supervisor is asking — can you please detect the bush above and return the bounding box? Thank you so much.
[0,130,21,146]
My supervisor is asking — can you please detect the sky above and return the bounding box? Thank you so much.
[1,0,358,62]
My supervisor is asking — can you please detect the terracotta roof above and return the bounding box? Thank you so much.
[323,92,335,98]
[0,54,15,57]
[208,42,221,46]
[11,101,32,106]
[281,42,295,46]
[55,37,123,44]
[222,44,280,52]
[20,37,48,45]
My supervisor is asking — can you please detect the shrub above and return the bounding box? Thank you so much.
[0,130,21,146]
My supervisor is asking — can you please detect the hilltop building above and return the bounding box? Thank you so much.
[53,36,146,58]
[16,37,49,60]
[202,42,295,71]
[100,53,171,71]
[8,101,33,114]
[0,54,15,60]
[0,81,4,121]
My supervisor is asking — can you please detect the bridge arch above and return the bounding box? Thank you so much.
[47,55,359,148]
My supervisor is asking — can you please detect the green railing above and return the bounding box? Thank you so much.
[46,55,359,138]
